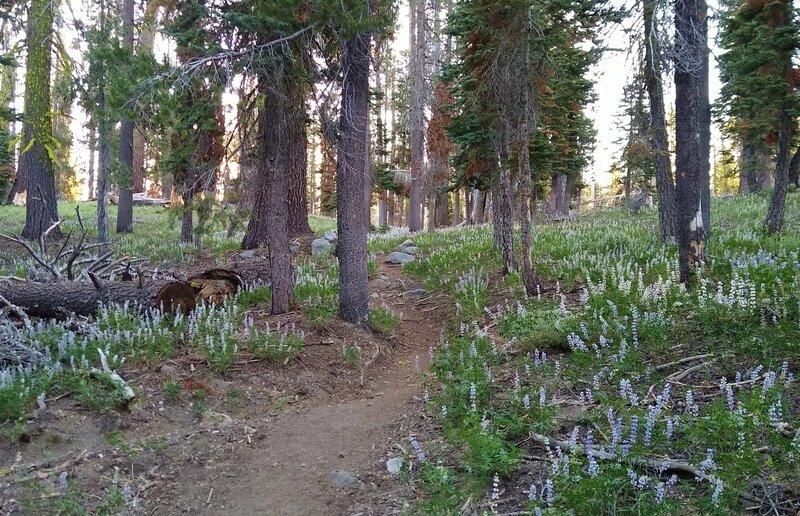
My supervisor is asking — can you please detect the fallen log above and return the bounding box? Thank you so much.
[0,276,197,318]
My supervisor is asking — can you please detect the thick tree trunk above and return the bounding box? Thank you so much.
[242,72,294,315]
[337,18,371,324]
[549,174,570,218]
[21,0,61,240]
[642,0,677,241]
[765,107,792,234]
[472,189,486,224]
[674,0,706,285]
[0,279,195,318]
[408,0,425,232]
[288,85,312,237]
[497,148,516,274]
[116,0,135,234]
[739,137,771,193]
[378,192,388,227]
[180,185,193,244]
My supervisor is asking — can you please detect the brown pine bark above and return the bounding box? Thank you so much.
[337,16,371,324]
[242,72,294,314]
[287,86,312,237]
[642,0,677,241]
[674,0,706,285]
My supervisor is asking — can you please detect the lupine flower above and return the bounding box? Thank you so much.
[628,416,639,444]
[523,394,531,409]
[409,436,426,462]
[470,383,477,412]
[699,448,716,473]
[544,479,555,505]
[539,386,547,406]
[587,454,599,477]
[491,474,500,501]
[710,477,724,507]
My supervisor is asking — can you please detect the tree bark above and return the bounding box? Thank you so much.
[288,85,312,237]
[765,107,792,234]
[674,0,706,285]
[116,0,135,234]
[0,279,195,318]
[408,0,425,232]
[739,136,771,193]
[242,71,294,314]
[549,174,570,218]
[86,123,96,199]
[698,0,711,233]
[20,0,61,240]
[337,15,371,324]
[788,145,800,187]
[472,189,486,224]
[642,0,677,241]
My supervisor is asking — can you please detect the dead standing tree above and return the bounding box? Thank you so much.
[673,0,707,284]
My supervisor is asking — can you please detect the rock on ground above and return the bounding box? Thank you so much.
[384,252,415,265]
[311,238,333,257]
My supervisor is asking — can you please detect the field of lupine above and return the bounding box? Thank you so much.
[1,193,799,514]
[368,193,800,514]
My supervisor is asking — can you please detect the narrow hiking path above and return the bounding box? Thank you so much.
[0,261,446,516]
[143,262,445,515]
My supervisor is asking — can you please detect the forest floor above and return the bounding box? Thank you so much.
[2,194,800,515]
[0,255,444,515]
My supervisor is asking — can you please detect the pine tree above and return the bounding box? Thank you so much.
[20,0,62,240]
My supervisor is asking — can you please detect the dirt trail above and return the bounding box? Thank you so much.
[171,264,442,515]
[0,263,443,516]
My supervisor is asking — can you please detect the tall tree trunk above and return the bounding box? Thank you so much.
[242,73,293,314]
[674,0,706,285]
[739,136,770,193]
[472,189,486,224]
[21,0,61,240]
[1,44,16,205]
[549,174,570,218]
[642,0,677,241]
[287,86,312,237]
[337,16,371,324]
[132,0,162,193]
[408,0,425,232]
[97,85,111,253]
[453,188,461,225]
[87,123,96,199]
[765,107,792,234]
[698,0,711,233]
[788,145,800,187]
[116,0,135,234]
[498,147,516,274]
[378,191,388,226]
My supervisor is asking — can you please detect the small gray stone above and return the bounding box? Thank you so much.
[385,252,415,265]
[200,411,234,430]
[403,288,429,300]
[239,250,256,259]
[400,246,419,255]
[386,457,404,475]
[289,240,301,254]
[372,278,391,289]
[160,364,177,375]
[398,239,414,249]
[323,231,338,242]
[311,238,333,257]
[329,470,358,488]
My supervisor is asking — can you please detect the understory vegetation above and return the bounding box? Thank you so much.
[2,194,799,513]
[369,193,800,514]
